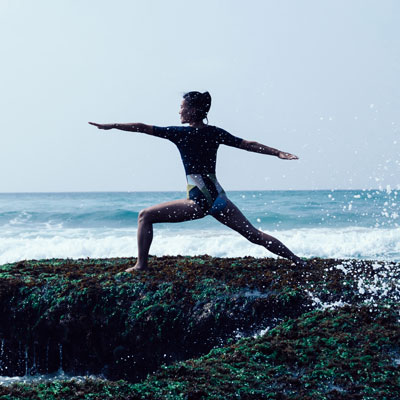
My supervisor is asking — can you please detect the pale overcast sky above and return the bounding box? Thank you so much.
[1,0,399,192]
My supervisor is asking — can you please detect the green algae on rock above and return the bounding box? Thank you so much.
[0,256,312,381]
[0,256,399,398]
[136,305,400,399]
[0,305,399,399]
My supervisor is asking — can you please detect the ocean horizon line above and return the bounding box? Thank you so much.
[0,188,395,195]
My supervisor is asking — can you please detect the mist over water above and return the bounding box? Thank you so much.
[0,190,399,264]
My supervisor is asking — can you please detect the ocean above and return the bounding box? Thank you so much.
[0,190,399,264]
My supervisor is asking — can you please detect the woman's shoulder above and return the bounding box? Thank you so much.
[195,125,222,132]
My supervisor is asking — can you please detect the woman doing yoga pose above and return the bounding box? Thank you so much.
[89,91,305,271]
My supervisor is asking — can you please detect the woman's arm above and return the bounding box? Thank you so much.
[239,140,298,160]
[88,122,154,135]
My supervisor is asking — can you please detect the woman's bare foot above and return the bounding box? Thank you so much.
[125,264,148,272]
[289,256,308,268]
[293,257,308,268]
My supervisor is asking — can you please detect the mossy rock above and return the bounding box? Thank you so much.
[1,304,398,399]
[0,256,313,381]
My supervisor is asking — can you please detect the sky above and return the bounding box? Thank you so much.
[0,0,399,192]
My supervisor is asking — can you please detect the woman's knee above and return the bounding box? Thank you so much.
[138,208,153,224]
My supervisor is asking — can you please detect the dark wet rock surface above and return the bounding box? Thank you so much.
[0,256,399,398]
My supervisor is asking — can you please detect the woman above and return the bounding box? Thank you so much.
[89,91,305,271]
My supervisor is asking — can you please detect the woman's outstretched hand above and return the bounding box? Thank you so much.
[88,122,114,130]
[278,151,299,160]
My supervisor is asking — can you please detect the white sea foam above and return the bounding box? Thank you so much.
[0,371,100,386]
[0,226,399,265]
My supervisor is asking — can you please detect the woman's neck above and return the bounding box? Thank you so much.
[189,121,206,128]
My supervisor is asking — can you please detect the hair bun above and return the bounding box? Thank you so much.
[202,92,211,112]
[183,91,212,121]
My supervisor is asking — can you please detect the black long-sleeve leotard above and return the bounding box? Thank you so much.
[152,125,243,214]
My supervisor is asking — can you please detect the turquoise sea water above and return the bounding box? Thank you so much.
[0,190,399,263]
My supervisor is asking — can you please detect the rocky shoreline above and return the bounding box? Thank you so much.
[0,256,399,399]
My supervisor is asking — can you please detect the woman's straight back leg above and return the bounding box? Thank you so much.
[211,198,302,263]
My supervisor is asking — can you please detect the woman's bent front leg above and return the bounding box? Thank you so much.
[212,198,303,264]
[127,199,206,272]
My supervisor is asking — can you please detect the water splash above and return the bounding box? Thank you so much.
[58,344,64,374]
[305,260,400,311]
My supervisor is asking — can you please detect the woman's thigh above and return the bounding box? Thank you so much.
[212,198,258,237]
[141,199,206,224]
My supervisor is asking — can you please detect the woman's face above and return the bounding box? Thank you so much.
[179,99,195,124]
